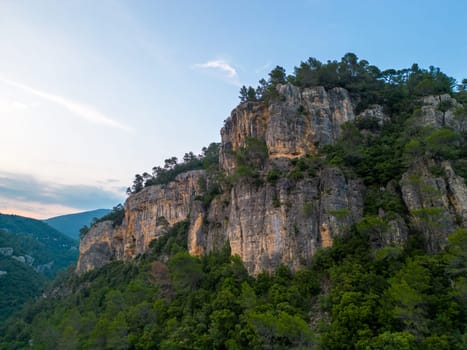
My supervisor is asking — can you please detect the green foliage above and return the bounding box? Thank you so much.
[364,187,405,215]
[148,220,190,258]
[1,222,322,349]
[303,202,314,216]
[0,217,78,323]
[2,220,467,349]
[288,155,320,180]
[93,204,125,228]
[241,52,456,119]
[0,215,78,278]
[328,208,350,220]
[266,168,282,185]
[0,254,45,323]
[229,137,268,185]
[239,85,258,102]
[128,143,220,194]
[2,54,466,348]
[438,99,453,112]
[323,122,406,187]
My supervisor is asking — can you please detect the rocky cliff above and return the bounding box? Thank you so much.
[77,85,466,275]
[220,84,355,173]
[77,171,205,273]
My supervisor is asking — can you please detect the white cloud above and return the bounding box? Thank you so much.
[0,76,131,132]
[193,59,240,86]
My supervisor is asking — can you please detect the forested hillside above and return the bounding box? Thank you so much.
[0,214,78,323]
[1,53,465,349]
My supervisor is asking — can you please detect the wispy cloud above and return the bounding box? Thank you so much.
[193,59,241,86]
[0,76,131,132]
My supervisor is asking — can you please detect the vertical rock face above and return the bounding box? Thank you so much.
[419,94,465,133]
[220,84,355,173]
[187,84,363,274]
[76,170,205,274]
[77,85,363,275]
[226,168,363,274]
[81,86,467,275]
[187,166,364,274]
[76,221,124,274]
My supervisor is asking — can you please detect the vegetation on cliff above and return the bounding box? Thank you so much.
[240,52,456,113]
[1,53,466,349]
[126,143,220,195]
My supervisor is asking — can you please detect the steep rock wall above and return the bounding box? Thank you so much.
[188,166,363,274]
[77,87,467,274]
[77,84,361,274]
[77,170,205,274]
[220,84,355,173]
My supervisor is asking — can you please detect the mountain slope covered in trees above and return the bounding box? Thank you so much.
[0,214,79,323]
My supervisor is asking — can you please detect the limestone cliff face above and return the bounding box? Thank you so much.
[78,84,363,275]
[188,84,363,274]
[78,87,464,275]
[188,166,363,274]
[220,84,355,173]
[76,221,123,274]
[77,171,205,274]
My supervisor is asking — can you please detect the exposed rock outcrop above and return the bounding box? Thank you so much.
[419,94,465,133]
[356,104,389,127]
[77,170,205,274]
[77,84,362,275]
[220,84,355,173]
[189,166,363,274]
[77,87,465,275]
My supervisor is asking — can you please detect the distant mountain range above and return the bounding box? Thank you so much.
[0,213,80,322]
[44,208,111,240]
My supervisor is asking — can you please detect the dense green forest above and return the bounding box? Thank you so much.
[0,235,45,324]
[1,53,465,349]
[0,215,79,323]
[0,214,78,278]
[1,223,465,349]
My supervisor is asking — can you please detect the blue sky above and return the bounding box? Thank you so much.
[0,0,466,218]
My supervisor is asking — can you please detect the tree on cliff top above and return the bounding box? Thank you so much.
[242,53,456,114]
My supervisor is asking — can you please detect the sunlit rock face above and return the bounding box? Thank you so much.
[220,83,355,173]
[77,84,374,275]
[77,171,205,274]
